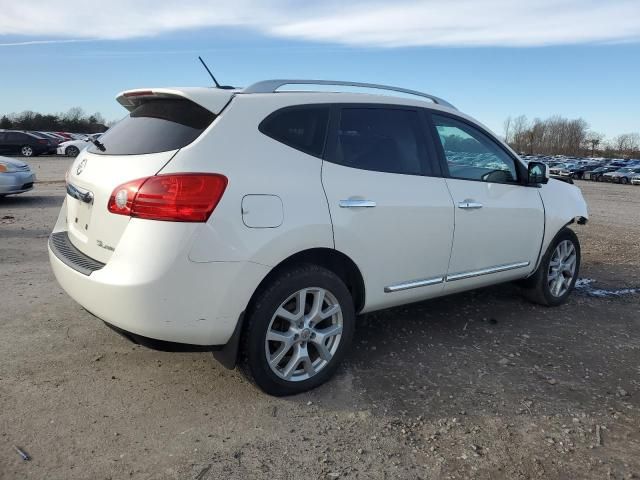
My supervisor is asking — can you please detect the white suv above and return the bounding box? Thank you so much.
[49,80,588,395]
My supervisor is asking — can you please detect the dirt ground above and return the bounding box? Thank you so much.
[1,157,639,479]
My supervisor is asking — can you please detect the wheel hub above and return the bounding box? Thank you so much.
[265,287,344,382]
[300,328,311,341]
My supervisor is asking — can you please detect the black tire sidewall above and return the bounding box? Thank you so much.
[66,146,79,157]
[243,265,355,396]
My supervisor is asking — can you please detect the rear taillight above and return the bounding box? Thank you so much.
[38,139,48,144]
[107,173,227,222]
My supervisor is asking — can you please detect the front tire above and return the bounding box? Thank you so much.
[620,177,629,185]
[240,264,355,396]
[520,228,581,307]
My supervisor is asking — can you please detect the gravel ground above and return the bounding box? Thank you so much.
[1,157,639,479]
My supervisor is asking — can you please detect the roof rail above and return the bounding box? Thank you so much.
[242,79,456,110]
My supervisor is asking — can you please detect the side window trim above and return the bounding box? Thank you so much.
[324,103,434,177]
[425,109,528,185]
[418,109,444,178]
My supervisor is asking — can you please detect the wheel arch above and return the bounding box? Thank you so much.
[213,247,365,370]
[537,179,588,269]
[250,247,366,314]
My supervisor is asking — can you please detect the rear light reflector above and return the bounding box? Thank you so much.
[107,173,227,222]
[123,90,154,97]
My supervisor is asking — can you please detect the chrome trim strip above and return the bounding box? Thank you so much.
[66,182,94,205]
[384,276,444,293]
[339,199,376,208]
[446,261,530,282]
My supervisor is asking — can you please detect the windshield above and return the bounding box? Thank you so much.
[88,98,215,155]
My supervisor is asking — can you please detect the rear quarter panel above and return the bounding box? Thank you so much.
[162,94,334,267]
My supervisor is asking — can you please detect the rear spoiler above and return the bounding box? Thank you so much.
[116,87,237,114]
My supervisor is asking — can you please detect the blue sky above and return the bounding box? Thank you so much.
[1,0,639,139]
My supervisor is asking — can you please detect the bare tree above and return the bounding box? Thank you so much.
[585,131,604,157]
[503,114,591,156]
[613,133,640,158]
[503,116,512,143]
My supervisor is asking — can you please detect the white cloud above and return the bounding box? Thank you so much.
[0,0,638,47]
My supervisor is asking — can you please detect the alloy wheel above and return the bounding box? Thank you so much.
[265,287,343,382]
[21,146,33,157]
[547,240,577,297]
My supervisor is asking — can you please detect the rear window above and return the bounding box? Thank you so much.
[88,98,215,155]
[259,106,329,158]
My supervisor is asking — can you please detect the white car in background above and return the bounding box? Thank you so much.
[57,134,102,157]
[49,80,588,395]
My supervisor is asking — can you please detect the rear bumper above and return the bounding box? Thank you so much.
[0,171,35,194]
[48,229,270,346]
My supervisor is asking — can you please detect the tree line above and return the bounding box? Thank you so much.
[0,108,109,134]
[503,115,640,159]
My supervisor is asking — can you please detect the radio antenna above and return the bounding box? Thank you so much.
[198,56,236,89]
[198,56,221,88]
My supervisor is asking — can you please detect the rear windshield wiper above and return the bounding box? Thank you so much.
[90,137,106,152]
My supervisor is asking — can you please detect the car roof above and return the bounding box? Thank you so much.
[116,80,522,160]
[117,80,458,116]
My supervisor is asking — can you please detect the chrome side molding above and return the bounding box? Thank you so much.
[384,261,531,293]
[384,276,444,293]
[446,261,530,282]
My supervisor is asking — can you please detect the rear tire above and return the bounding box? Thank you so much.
[66,146,80,157]
[239,264,355,396]
[519,227,580,307]
[20,145,34,157]
[620,177,629,185]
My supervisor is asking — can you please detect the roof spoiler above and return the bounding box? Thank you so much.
[116,87,235,114]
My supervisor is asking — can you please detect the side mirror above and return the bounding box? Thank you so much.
[528,161,549,185]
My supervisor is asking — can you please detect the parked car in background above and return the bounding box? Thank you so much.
[583,166,617,181]
[602,166,640,184]
[37,132,63,144]
[0,131,54,157]
[54,132,73,140]
[49,79,588,395]
[0,156,35,196]
[557,164,592,179]
[30,132,60,153]
[57,135,101,157]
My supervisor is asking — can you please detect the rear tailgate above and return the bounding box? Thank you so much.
[66,150,178,263]
[64,88,234,264]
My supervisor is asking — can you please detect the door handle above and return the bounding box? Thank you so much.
[66,182,94,205]
[339,199,377,208]
[458,199,483,209]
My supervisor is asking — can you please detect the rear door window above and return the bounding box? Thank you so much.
[329,107,427,175]
[7,133,24,142]
[259,106,329,157]
[88,98,216,155]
